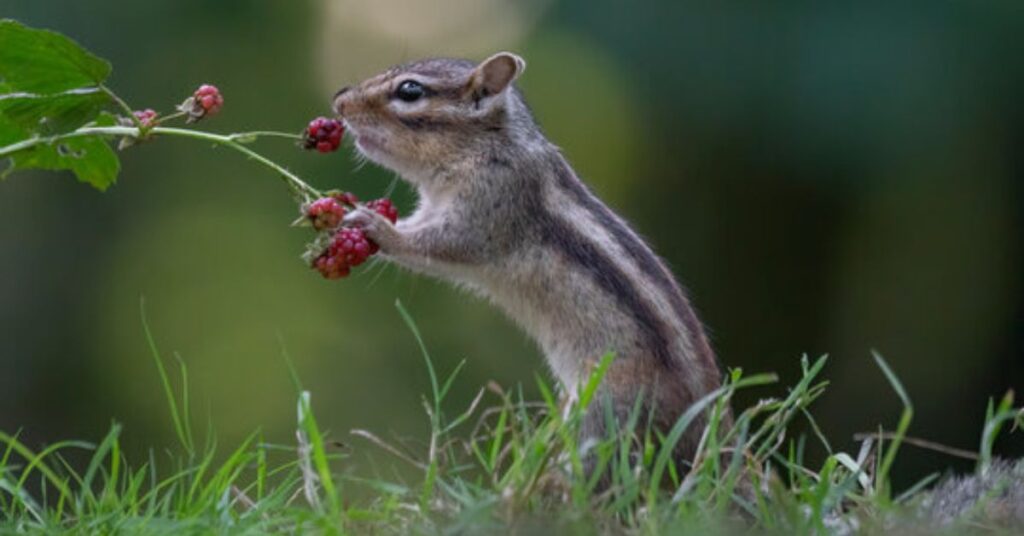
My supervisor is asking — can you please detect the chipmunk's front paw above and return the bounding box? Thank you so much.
[344,206,403,253]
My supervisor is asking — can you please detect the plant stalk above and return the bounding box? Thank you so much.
[0,125,321,200]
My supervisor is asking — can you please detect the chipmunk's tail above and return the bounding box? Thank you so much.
[911,458,1024,530]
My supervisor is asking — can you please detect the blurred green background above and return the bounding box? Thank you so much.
[1,1,1021,487]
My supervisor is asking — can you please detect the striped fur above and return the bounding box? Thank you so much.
[333,53,722,465]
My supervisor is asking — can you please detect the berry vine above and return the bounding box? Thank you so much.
[0,19,394,280]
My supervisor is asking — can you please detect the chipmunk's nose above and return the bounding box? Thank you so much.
[332,86,351,116]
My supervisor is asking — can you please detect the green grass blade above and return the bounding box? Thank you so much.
[871,350,913,502]
[139,297,193,456]
[0,431,90,507]
[82,423,121,498]
[396,300,441,417]
[979,391,1017,472]
[297,391,340,515]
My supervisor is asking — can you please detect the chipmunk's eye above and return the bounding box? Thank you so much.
[395,80,425,102]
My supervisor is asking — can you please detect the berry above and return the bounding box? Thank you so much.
[312,227,374,279]
[328,227,373,268]
[365,198,398,224]
[180,84,224,122]
[303,117,344,153]
[313,254,350,280]
[304,194,395,282]
[306,197,346,230]
[133,109,158,128]
[194,84,224,115]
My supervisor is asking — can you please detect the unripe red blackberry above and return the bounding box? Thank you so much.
[133,109,158,128]
[303,117,344,153]
[305,197,345,230]
[194,84,224,115]
[180,84,224,122]
[365,198,398,223]
[328,227,372,268]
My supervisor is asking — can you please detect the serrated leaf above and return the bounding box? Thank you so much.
[8,135,119,191]
[0,19,111,93]
[0,87,109,134]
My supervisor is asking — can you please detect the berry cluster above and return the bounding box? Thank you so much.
[180,84,224,122]
[304,192,399,280]
[303,117,344,153]
[313,228,373,279]
[305,197,346,230]
[133,109,158,128]
[194,84,224,115]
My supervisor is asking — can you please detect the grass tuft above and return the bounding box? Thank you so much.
[0,306,1020,534]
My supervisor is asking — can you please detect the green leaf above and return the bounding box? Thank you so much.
[0,113,25,147]
[7,135,119,191]
[93,111,118,127]
[0,88,110,134]
[0,19,111,93]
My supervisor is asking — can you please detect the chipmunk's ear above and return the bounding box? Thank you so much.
[470,52,526,98]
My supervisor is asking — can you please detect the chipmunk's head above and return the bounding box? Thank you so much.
[332,52,528,182]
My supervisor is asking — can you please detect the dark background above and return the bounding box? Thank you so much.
[2,1,1021,488]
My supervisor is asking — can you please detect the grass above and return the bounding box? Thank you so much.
[1,303,1021,534]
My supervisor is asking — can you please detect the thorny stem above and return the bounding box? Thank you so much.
[0,125,321,201]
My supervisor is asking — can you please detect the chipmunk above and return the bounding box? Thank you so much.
[333,52,721,466]
[330,53,1024,527]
